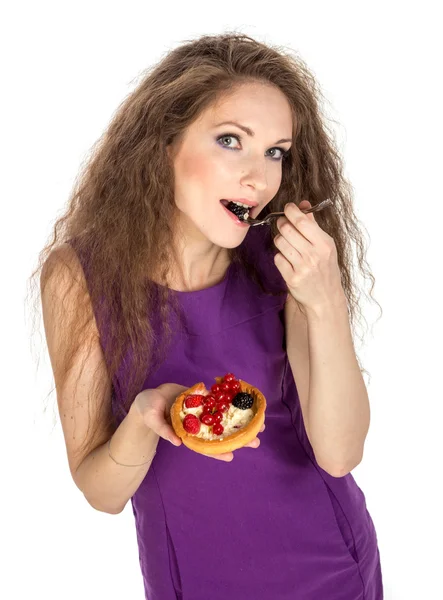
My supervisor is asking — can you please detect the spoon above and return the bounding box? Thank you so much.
[241,198,333,226]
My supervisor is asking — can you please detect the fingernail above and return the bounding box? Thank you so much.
[169,437,180,446]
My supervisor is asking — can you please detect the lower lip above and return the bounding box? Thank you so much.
[220,202,250,227]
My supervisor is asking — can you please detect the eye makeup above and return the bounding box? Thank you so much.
[216,133,291,162]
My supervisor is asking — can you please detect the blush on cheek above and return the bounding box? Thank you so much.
[179,151,226,202]
[180,151,212,182]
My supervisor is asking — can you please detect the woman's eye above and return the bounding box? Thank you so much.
[217,134,240,148]
[216,133,288,161]
[267,147,285,159]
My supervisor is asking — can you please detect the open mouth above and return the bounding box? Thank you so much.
[220,200,250,222]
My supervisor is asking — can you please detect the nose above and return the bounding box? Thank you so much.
[239,158,268,191]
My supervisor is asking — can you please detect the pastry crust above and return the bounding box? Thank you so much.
[170,377,266,455]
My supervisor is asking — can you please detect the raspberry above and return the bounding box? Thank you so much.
[184,394,205,408]
[183,414,200,434]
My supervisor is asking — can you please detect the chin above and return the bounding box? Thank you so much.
[206,229,249,249]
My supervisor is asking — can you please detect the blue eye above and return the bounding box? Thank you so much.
[216,133,290,162]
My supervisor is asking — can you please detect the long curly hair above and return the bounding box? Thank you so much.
[27,32,381,461]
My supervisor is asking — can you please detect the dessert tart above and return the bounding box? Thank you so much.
[170,373,266,455]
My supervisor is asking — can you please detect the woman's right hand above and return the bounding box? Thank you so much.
[132,383,187,445]
[132,383,265,462]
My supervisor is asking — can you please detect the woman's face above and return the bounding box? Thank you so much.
[167,82,293,249]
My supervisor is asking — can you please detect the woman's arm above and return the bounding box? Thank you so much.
[285,294,370,477]
[74,402,159,514]
[41,244,160,515]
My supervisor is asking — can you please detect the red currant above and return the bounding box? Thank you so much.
[229,380,241,392]
[211,384,222,394]
[217,402,230,413]
[221,382,231,392]
[213,423,224,435]
[213,411,223,423]
[201,413,216,426]
[204,398,216,410]
[215,392,229,403]
[223,372,236,381]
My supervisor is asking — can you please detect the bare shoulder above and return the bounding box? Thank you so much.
[41,242,84,291]
[41,241,114,482]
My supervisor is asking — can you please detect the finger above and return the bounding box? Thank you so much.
[260,423,266,432]
[283,202,316,242]
[244,437,260,449]
[207,452,234,461]
[163,427,182,446]
[299,200,315,218]
[276,217,312,256]
[146,411,182,446]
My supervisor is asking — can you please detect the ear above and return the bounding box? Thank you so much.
[299,200,316,222]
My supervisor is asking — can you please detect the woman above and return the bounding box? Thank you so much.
[37,32,383,599]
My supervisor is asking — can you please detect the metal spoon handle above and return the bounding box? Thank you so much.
[245,198,333,226]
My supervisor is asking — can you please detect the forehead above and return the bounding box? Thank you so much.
[200,82,294,134]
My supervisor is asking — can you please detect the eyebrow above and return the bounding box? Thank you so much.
[214,121,292,145]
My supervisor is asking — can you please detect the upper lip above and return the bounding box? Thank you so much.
[223,198,258,208]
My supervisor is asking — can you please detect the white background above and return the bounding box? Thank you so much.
[2,1,442,598]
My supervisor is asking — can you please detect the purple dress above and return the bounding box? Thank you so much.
[72,226,383,599]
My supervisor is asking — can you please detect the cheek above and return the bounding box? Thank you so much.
[178,149,223,190]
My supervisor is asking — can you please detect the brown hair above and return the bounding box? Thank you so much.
[27,32,381,460]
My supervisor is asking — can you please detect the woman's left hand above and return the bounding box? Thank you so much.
[273,200,345,311]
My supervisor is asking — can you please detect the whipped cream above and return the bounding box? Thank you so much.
[180,395,254,441]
